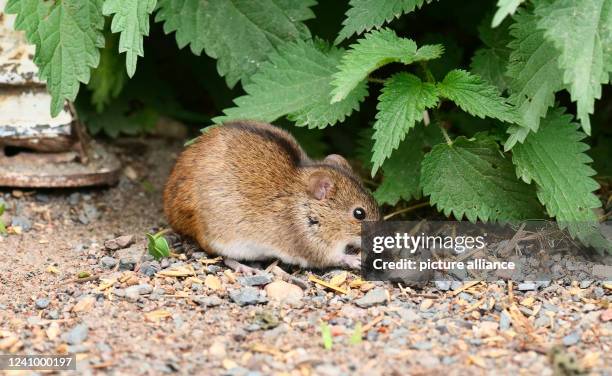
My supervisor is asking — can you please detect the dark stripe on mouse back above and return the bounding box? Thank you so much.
[224,122,302,166]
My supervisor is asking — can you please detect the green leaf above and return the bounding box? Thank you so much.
[5,0,52,47]
[102,0,156,77]
[88,33,127,112]
[470,19,512,92]
[331,28,443,103]
[420,135,542,222]
[320,323,333,350]
[155,0,315,88]
[147,233,170,261]
[79,99,158,138]
[536,0,612,134]
[214,40,368,129]
[336,0,437,42]
[6,0,106,116]
[504,8,565,150]
[437,69,519,124]
[349,323,363,345]
[511,107,609,252]
[370,73,439,175]
[0,202,5,235]
[492,0,524,27]
[374,123,442,205]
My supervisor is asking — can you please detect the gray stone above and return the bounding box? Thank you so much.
[35,298,50,309]
[450,281,463,290]
[411,341,433,350]
[78,204,99,224]
[534,316,549,328]
[104,235,135,251]
[100,256,118,269]
[119,258,136,271]
[194,296,223,307]
[397,307,420,323]
[435,280,451,291]
[35,194,50,203]
[579,280,593,289]
[64,324,89,345]
[562,331,581,346]
[238,274,273,287]
[416,354,440,368]
[125,284,152,301]
[139,261,160,277]
[499,310,511,331]
[68,193,80,205]
[517,282,537,291]
[11,216,31,231]
[47,310,60,320]
[230,287,267,306]
[354,288,387,308]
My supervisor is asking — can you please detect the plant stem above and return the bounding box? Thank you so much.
[439,124,453,145]
[419,62,435,83]
[367,77,386,84]
[384,202,430,220]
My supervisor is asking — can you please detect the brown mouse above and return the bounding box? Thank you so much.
[163,120,380,270]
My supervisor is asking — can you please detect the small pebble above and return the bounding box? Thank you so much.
[230,287,267,306]
[435,280,451,291]
[238,274,273,287]
[100,256,118,269]
[64,324,89,345]
[354,288,387,308]
[518,282,537,291]
[35,298,50,310]
[562,331,581,346]
[11,216,31,232]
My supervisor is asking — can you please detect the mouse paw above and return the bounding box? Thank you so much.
[341,254,361,270]
[224,258,261,276]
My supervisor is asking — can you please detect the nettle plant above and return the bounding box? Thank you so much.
[5,0,611,251]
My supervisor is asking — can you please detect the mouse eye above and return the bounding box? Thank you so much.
[353,207,366,220]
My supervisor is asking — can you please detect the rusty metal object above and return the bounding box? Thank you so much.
[0,2,121,188]
[0,141,121,187]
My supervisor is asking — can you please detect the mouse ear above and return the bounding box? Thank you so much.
[323,154,352,171]
[308,171,334,200]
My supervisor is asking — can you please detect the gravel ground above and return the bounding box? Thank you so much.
[1,137,611,376]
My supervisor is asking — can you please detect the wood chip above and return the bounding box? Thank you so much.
[362,314,385,332]
[145,310,172,322]
[451,281,480,296]
[205,275,222,290]
[157,265,195,277]
[199,256,223,265]
[72,295,96,313]
[46,265,60,274]
[329,272,348,287]
[46,322,60,340]
[308,275,347,294]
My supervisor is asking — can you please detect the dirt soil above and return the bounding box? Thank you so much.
[0,137,610,376]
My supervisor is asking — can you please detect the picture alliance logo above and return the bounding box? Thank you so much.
[372,233,487,254]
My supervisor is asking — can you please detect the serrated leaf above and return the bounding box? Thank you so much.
[79,99,158,137]
[420,135,542,222]
[102,0,156,77]
[437,69,519,124]
[536,0,612,134]
[371,73,439,175]
[155,0,315,88]
[374,123,442,205]
[336,0,437,42]
[511,107,609,252]
[214,40,368,129]
[331,28,443,103]
[6,0,105,116]
[470,19,512,92]
[504,8,565,150]
[492,0,524,27]
[5,0,52,47]
[88,33,127,112]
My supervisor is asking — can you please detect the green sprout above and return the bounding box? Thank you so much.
[0,203,6,235]
[146,230,170,260]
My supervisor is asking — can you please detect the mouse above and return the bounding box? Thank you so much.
[163,120,380,272]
